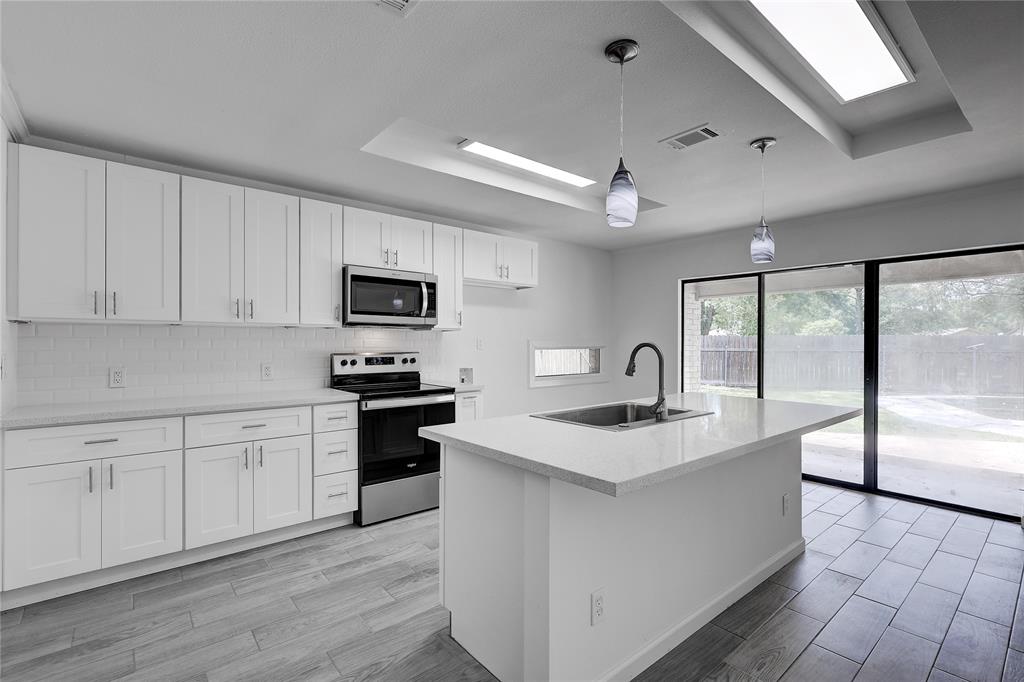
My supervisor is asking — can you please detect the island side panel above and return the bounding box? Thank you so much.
[441,445,552,682]
[546,437,804,682]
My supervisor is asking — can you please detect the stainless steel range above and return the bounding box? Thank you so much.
[330,351,455,526]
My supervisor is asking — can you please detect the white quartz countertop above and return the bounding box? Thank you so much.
[421,393,861,497]
[423,379,485,393]
[2,389,359,429]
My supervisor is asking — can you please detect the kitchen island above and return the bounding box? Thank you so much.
[420,392,861,682]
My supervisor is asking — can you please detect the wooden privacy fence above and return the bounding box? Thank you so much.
[699,335,1024,395]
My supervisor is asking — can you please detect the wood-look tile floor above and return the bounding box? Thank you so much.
[2,484,1021,681]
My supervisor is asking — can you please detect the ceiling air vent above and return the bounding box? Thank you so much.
[660,125,722,151]
[375,0,419,16]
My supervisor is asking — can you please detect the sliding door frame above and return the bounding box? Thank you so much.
[680,242,1024,521]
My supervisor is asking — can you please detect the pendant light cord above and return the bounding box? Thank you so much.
[760,145,766,219]
[619,61,625,158]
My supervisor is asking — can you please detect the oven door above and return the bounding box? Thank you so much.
[343,266,437,328]
[359,393,455,486]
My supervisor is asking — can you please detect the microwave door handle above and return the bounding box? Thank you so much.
[421,282,428,317]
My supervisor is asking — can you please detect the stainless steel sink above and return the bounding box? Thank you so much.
[531,402,713,431]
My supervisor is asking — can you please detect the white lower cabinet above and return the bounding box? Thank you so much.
[3,460,103,590]
[253,435,313,533]
[102,451,183,568]
[186,435,312,548]
[456,391,482,422]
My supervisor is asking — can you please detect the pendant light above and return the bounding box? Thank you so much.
[605,39,639,229]
[749,137,777,263]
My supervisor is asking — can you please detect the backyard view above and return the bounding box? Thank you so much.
[683,250,1024,515]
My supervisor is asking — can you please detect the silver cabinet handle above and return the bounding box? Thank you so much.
[393,249,399,267]
[335,304,341,322]
[458,311,463,325]
[94,290,99,316]
[88,466,94,493]
[258,445,264,468]
[327,448,348,456]
[243,446,248,470]
[326,415,348,421]
[235,298,241,319]
[503,264,510,279]
[109,463,114,490]
[241,423,267,430]
[112,291,117,316]
[84,438,119,445]
[327,491,348,499]
[249,299,254,320]
[383,248,389,266]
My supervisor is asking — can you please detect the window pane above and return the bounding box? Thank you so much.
[534,348,601,377]
[878,250,1024,515]
[683,277,758,398]
[764,265,865,484]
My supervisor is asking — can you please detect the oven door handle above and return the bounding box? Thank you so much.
[420,282,428,317]
[362,394,455,411]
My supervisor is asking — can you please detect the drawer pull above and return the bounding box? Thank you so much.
[84,438,119,445]
[327,449,348,456]
[109,463,114,490]
[241,424,267,430]
[88,466,94,493]
[326,415,348,421]
[327,491,348,499]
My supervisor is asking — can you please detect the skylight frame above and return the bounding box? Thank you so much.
[749,0,916,104]
[457,140,596,188]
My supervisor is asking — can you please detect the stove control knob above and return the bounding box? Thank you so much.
[350,359,358,366]
[402,358,409,364]
[339,359,349,367]
[410,358,417,364]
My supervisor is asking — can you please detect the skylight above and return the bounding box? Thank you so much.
[458,140,596,188]
[750,0,913,103]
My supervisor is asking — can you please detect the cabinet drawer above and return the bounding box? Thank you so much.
[314,471,358,519]
[313,430,358,476]
[185,407,311,448]
[4,418,183,470]
[312,402,357,433]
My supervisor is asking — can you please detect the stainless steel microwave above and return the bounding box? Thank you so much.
[342,265,438,329]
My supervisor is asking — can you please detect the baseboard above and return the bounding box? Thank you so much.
[601,537,806,682]
[0,513,353,609]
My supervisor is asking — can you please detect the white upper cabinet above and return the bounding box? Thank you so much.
[244,188,300,325]
[10,145,106,320]
[106,163,181,322]
[343,207,433,274]
[299,198,344,325]
[390,215,433,273]
[181,176,245,324]
[343,206,390,268]
[433,224,464,330]
[463,230,538,289]
[462,230,501,283]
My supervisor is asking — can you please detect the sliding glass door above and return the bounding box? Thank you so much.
[680,246,1023,517]
[763,266,865,484]
[878,251,1024,515]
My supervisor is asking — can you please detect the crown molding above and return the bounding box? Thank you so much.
[1,70,29,141]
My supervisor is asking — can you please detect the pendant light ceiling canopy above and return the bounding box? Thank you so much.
[605,38,640,229]
[750,136,777,264]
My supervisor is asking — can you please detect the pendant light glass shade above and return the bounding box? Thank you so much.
[606,157,639,228]
[750,216,775,263]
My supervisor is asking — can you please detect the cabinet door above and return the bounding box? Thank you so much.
[299,198,344,325]
[244,188,300,325]
[456,393,481,422]
[432,224,464,330]
[185,443,253,549]
[3,460,102,589]
[13,145,105,320]
[253,435,312,533]
[390,216,433,273]
[342,206,390,268]
[462,230,502,283]
[181,177,245,323]
[501,237,538,288]
[106,163,180,322]
[102,451,183,568]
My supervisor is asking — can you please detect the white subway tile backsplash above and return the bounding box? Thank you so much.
[15,323,447,406]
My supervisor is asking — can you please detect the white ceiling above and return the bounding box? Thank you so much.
[2,1,1022,251]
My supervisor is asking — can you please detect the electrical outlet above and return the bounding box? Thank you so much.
[109,366,126,388]
[783,492,791,517]
[590,589,605,626]
[261,363,274,381]
[475,337,485,351]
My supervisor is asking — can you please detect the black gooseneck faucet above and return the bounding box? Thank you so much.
[625,342,668,421]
